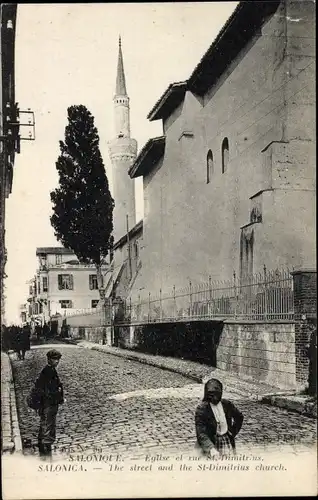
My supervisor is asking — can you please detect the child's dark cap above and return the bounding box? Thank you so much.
[47,349,62,360]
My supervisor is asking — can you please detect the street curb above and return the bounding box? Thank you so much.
[82,344,204,383]
[1,353,23,454]
[260,394,317,419]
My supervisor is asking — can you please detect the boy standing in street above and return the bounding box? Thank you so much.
[35,349,64,458]
[195,378,243,458]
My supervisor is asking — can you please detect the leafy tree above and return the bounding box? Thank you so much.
[50,105,114,301]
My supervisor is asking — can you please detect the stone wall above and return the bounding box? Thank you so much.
[218,321,296,389]
[68,325,112,345]
[115,321,223,366]
[58,309,105,329]
[115,319,296,390]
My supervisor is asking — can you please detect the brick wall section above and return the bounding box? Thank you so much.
[292,269,317,386]
[217,321,296,390]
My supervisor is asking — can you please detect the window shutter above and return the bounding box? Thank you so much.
[70,275,74,290]
[58,275,62,290]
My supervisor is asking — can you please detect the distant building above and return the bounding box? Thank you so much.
[19,303,28,324]
[26,247,108,326]
[129,0,316,299]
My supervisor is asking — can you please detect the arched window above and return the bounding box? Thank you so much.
[222,137,229,173]
[206,150,214,184]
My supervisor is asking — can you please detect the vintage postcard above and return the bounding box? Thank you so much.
[1,1,316,498]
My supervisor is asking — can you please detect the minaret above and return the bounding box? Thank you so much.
[109,36,137,244]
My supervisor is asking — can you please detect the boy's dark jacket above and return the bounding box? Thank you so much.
[34,365,64,407]
[195,393,244,454]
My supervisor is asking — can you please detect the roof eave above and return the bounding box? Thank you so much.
[36,247,75,255]
[188,1,281,96]
[113,220,143,250]
[129,137,166,179]
[147,82,187,122]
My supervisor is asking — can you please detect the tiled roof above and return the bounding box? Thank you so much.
[147,82,187,122]
[187,1,280,96]
[147,1,281,118]
[36,247,74,255]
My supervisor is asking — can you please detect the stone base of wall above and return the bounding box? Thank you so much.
[115,321,223,366]
[68,326,112,345]
[115,320,297,390]
[218,321,296,390]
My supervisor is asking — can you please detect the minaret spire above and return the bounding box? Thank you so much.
[109,36,137,244]
[116,35,127,96]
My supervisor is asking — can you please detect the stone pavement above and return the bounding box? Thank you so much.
[9,344,316,460]
[75,340,292,400]
[75,341,318,417]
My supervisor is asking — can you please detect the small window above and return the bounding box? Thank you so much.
[59,300,73,309]
[56,254,62,265]
[91,300,99,308]
[89,274,98,290]
[42,276,48,292]
[58,274,73,290]
[222,138,229,173]
[206,150,214,183]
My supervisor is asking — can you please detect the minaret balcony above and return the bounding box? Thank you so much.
[109,137,137,158]
[114,95,129,107]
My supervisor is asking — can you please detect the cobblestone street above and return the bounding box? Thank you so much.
[11,344,316,459]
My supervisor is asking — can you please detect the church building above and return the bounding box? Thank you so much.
[128,0,315,301]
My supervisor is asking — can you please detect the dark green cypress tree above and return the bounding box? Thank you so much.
[50,105,114,300]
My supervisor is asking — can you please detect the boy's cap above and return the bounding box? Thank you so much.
[47,349,62,360]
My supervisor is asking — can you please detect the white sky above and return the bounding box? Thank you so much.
[4,2,238,324]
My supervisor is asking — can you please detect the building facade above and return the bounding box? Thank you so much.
[0,3,19,326]
[129,0,316,299]
[26,247,105,326]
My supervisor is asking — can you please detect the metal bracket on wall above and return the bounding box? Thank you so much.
[19,109,36,141]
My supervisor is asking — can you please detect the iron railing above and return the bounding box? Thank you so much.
[116,267,294,325]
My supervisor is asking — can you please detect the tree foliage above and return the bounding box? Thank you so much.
[50,105,114,272]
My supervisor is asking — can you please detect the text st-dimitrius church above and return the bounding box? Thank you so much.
[107,0,315,301]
